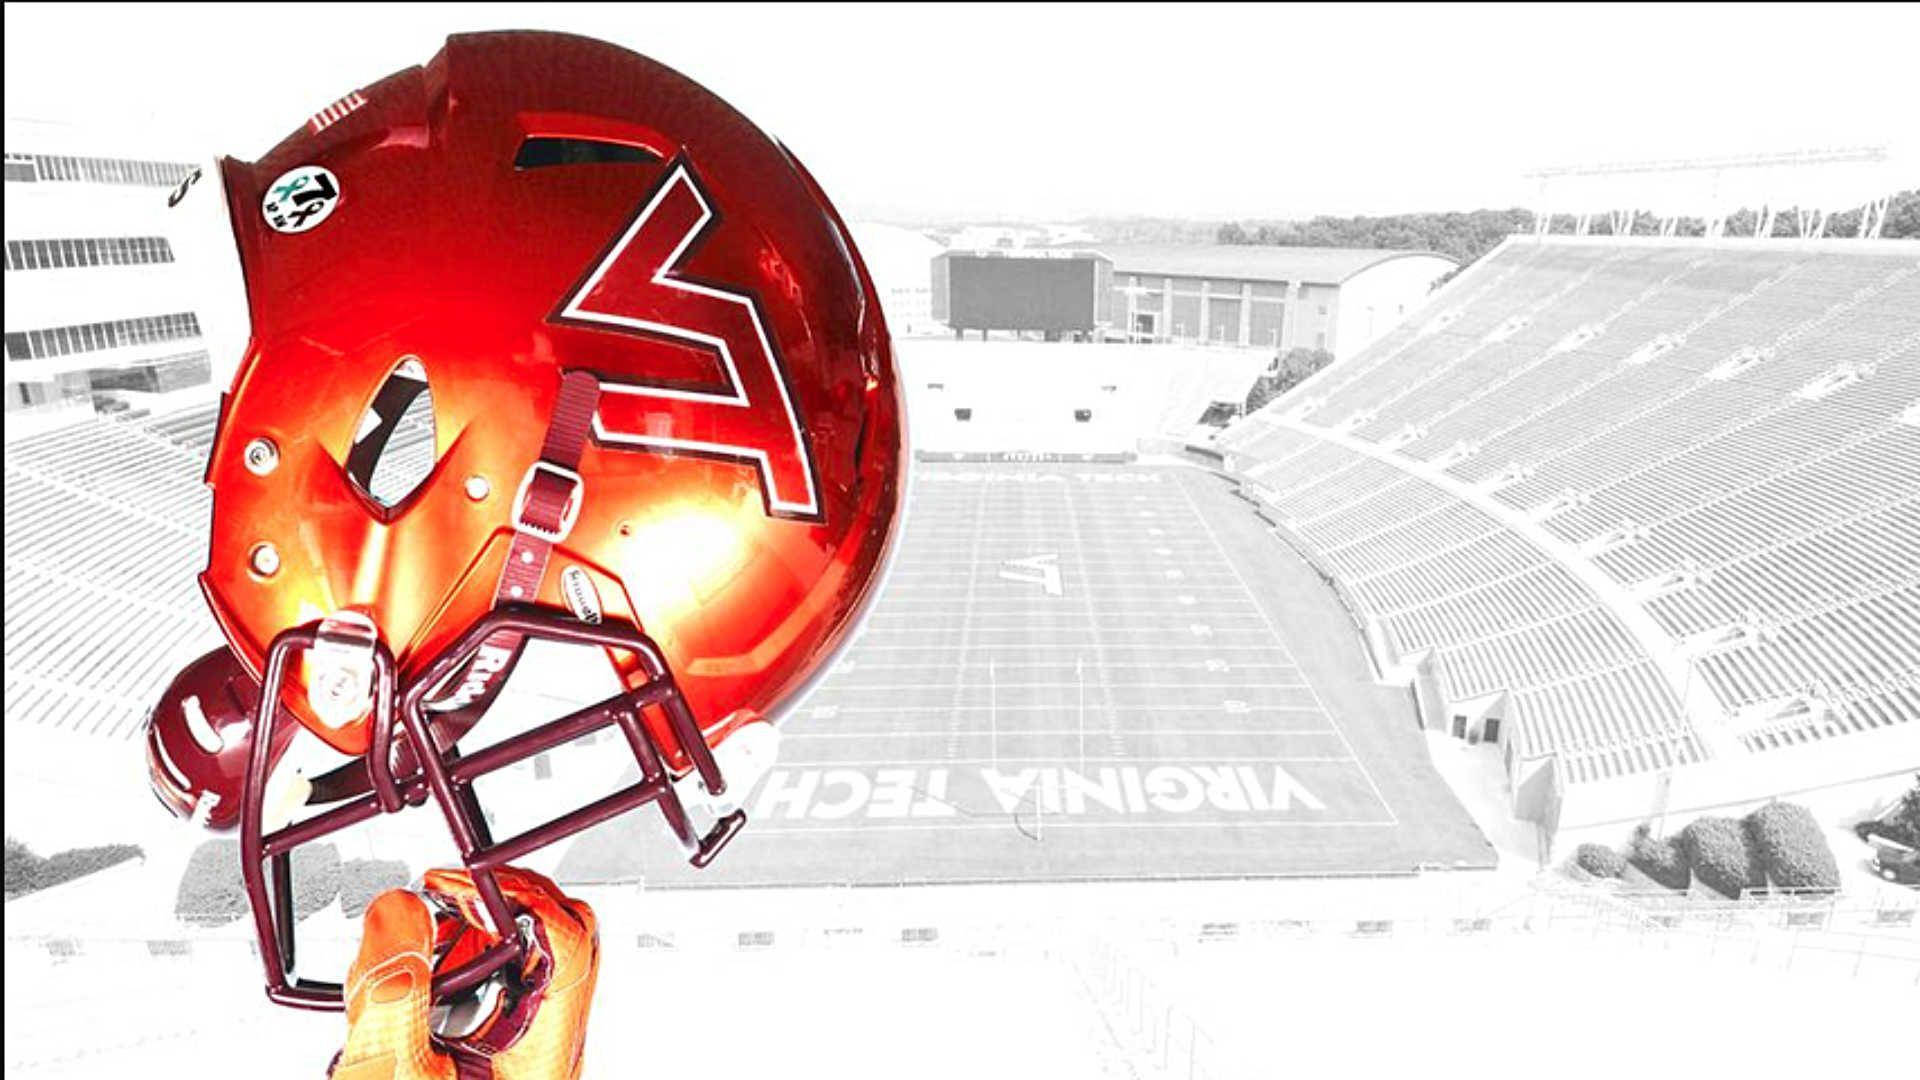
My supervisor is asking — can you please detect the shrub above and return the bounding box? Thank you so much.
[291,845,342,922]
[38,844,143,890]
[5,837,142,900]
[1573,843,1626,879]
[1887,774,1920,847]
[1679,817,1764,900]
[176,840,247,927]
[1627,823,1690,891]
[338,859,412,919]
[175,839,342,926]
[1744,802,1839,894]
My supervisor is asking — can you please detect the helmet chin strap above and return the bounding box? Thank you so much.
[309,371,601,805]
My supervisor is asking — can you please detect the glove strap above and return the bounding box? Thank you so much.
[436,915,559,1078]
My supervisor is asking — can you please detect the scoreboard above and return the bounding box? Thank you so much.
[933,250,1109,334]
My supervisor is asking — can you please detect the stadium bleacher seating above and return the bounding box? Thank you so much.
[1237,423,1700,782]
[3,403,437,740]
[5,413,222,738]
[1218,235,1919,783]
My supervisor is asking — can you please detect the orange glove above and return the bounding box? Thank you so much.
[329,868,600,1080]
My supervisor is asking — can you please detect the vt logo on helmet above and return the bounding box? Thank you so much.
[144,30,905,1010]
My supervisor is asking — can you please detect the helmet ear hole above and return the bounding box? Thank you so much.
[346,357,438,509]
[147,646,298,833]
[181,694,225,755]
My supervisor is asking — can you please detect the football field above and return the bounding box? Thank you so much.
[560,461,1495,885]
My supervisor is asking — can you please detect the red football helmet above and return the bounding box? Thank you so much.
[144,31,904,1009]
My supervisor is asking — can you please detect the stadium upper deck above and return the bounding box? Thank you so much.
[1217,234,1920,822]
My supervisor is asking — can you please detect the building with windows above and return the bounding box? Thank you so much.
[849,222,946,337]
[1099,245,1456,358]
[4,118,211,436]
[932,244,1456,359]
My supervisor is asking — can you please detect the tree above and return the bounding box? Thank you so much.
[1880,189,1920,238]
[1074,188,1916,272]
[5,836,45,897]
[1244,347,1335,414]
[1887,774,1920,846]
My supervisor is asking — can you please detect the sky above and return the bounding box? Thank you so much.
[5,2,1916,224]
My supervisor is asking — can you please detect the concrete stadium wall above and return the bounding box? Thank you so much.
[898,339,1267,454]
[1540,721,1920,834]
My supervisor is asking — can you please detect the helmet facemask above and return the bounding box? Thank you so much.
[243,604,749,1009]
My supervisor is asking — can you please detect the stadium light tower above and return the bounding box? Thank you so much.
[1525,146,1896,239]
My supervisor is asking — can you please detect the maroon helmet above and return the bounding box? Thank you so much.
[146,646,301,831]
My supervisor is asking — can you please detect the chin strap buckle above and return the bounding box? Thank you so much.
[509,461,584,544]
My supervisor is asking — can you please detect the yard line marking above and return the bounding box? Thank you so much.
[1060,472,1119,765]
[945,477,990,761]
[1171,472,1400,826]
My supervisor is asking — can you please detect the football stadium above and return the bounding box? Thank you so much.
[6,10,1920,1080]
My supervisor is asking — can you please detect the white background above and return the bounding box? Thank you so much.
[6,1,1918,222]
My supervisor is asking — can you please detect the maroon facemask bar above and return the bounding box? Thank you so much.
[242,605,744,1010]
